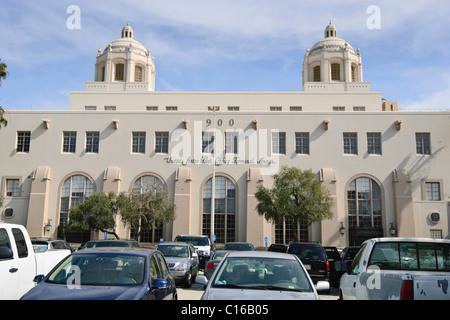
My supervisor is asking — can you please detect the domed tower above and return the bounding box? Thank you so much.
[94,23,156,91]
[302,22,365,92]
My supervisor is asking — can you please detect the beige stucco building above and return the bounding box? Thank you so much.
[1,23,449,247]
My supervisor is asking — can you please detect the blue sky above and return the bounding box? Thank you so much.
[1,0,449,111]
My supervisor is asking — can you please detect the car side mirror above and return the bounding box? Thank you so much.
[0,247,13,260]
[315,281,330,293]
[152,278,168,289]
[33,275,45,283]
[195,275,208,288]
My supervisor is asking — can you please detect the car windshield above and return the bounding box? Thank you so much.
[211,251,227,260]
[175,237,209,246]
[46,253,146,286]
[211,256,313,292]
[288,245,326,262]
[157,245,189,258]
[223,243,254,251]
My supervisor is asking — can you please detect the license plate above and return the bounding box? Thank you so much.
[304,264,311,270]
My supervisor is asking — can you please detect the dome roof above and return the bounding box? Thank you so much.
[309,37,355,54]
[308,21,355,55]
[103,23,149,56]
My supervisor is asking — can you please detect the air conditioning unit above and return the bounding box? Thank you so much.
[428,212,440,224]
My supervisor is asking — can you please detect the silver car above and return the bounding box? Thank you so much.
[196,251,329,300]
[156,242,199,288]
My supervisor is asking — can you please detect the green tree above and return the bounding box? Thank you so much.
[0,59,8,128]
[117,188,175,241]
[255,166,334,242]
[68,192,120,239]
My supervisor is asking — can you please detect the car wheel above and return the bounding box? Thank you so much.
[182,271,192,288]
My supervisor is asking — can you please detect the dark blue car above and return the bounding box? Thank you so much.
[21,247,177,300]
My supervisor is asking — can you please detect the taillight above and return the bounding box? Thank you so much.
[400,279,414,300]
[206,262,214,270]
[326,261,330,271]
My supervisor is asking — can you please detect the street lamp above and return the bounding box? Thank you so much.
[339,222,346,235]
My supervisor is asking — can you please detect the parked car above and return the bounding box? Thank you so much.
[340,238,450,300]
[0,223,71,300]
[156,242,199,288]
[204,250,228,279]
[196,251,329,300]
[174,235,211,269]
[223,242,254,251]
[324,246,341,287]
[80,239,140,249]
[21,247,177,300]
[340,246,360,262]
[31,237,74,252]
[287,242,330,287]
[268,244,287,253]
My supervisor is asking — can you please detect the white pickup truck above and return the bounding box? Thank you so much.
[339,237,450,300]
[0,223,71,300]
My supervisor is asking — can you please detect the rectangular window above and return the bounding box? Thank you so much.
[134,66,142,82]
[16,131,31,153]
[313,66,321,82]
[146,106,158,111]
[104,106,116,111]
[85,106,97,111]
[132,132,146,154]
[290,106,302,112]
[353,106,366,111]
[115,63,124,81]
[416,133,431,155]
[331,63,340,81]
[225,132,238,154]
[333,106,345,111]
[343,133,357,155]
[166,106,178,111]
[425,182,441,201]
[63,132,77,153]
[295,132,310,154]
[367,133,382,155]
[86,132,99,153]
[155,132,169,153]
[227,106,239,111]
[6,179,20,197]
[202,132,215,154]
[270,106,282,111]
[272,132,286,154]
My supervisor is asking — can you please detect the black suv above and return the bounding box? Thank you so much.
[287,242,329,285]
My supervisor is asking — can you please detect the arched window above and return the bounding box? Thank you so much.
[275,218,308,244]
[115,63,124,81]
[331,63,341,81]
[131,174,165,242]
[313,65,321,82]
[202,176,236,243]
[347,177,383,245]
[59,175,94,225]
[134,66,143,82]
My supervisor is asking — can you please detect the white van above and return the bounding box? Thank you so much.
[339,237,450,300]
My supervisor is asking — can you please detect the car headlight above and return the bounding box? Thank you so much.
[174,263,188,271]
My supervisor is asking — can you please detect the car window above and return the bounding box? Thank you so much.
[154,252,169,278]
[12,228,28,258]
[47,253,145,286]
[157,245,189,258]
[149,255,162,280]
[52,241,68,250]
[212,256,313,292]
